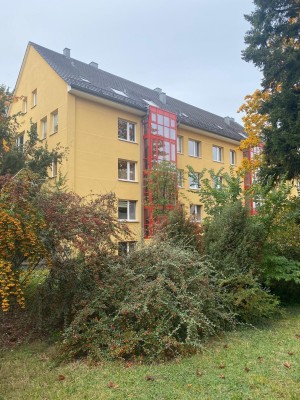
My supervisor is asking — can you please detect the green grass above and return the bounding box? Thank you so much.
[1,308,300,400]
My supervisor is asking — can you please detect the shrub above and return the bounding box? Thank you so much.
[204,201,265,276]
[60,242,236,362]
[220,274,280,324]
[155,206,204,253]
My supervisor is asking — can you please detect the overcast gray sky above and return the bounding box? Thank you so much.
[1,0,261,124]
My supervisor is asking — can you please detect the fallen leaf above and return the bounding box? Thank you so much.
[288,351,294,356]
[58,374,65,381]
[257,356,264,363]
[223,343,229,349]
[244,367,250,373]
[283,361,291,369]
[196,369,203,377]
[145,376,156,381]
[219,374,225,379]
[219,363,225,369]
[187,384,193,388]
[295,334,300,339]
[107,381,119,389]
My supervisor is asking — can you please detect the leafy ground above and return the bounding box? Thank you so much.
[1,307,300,400]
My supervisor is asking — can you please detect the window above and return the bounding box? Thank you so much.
[213,145,223,162]
[118,241,137,255]
[51,110,58,133]
[32,89,37,107]
[16,133,24,149]
[51,159,58,177]
[189,172,200,189]
[41,117,47,139]
[118,159,136,181]
[188,139,200,157]
[118,200,137,221]
[177,136,183,153]
[230,150,236,165]
[177,169,184,187]
[118,119,136,142]
[213,176,223,189]
[190,205,201,222]
[22,97,27,113]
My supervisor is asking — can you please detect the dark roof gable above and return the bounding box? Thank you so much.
[29,42,245,142]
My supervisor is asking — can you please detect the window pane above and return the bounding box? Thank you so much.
[118,201,128,219]
[171,143,175,161]
[151,123,157,135]
[177,136,182,153]
[164,142,170,160]
[158,125,163,136]
[164,126,170,138]
[118,120,127,140]
[158,114,163,124]
[118,242,127,255]
[129,162,135,181]
[195,142,200,157]
[170,128,176,140]
[189,140,194,156]
[129,123,135,141]
[129,201,136,220]
[163,116,170,126]
[171,119,175,128]
[118,160,127,179]
[151,113,156,122]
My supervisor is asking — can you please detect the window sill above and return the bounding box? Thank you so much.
[118,219,138,223]
[50,131,58,136]
[31,105,37,109]
[213,160,224,163]
[189,155,201,158]
[118,179,138,183]
[118,138,138,144]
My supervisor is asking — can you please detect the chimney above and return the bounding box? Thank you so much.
[63,48,71,58]
[159,92,167,104]
[89,61,98,69]
[154,87,166,104]
[224,116,235,126]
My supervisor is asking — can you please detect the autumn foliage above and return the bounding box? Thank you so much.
[0,172,50,311]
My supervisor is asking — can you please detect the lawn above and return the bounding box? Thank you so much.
[1,307,300,400]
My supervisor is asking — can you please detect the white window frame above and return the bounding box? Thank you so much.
[22,97,27,113]
[213,176,223,189]
[51,110,58,134]
[177,169,184,187]
[51,159,58,178]
[118,159,137,182]
[190,204,201,222]
[16,133,24,149]
[189,172,200,190]
[32,89,37,107]
[41,117,47,139]
[230,150,236,165]
[118,241,137,255]
[213,145,223,162]
[177,135,183,154]
[118,119,136,142]
[118,200,137,221]
[188,139,200,158]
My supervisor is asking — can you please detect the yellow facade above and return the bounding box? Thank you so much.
[10,44,243,244]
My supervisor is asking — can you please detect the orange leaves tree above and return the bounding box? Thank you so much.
[0,172,50,311]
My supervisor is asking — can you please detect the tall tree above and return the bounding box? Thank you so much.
[242,0,300,182]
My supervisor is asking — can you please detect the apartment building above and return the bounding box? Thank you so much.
[10,42,246,246]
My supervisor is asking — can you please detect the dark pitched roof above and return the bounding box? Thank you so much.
[29,42,245,142]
